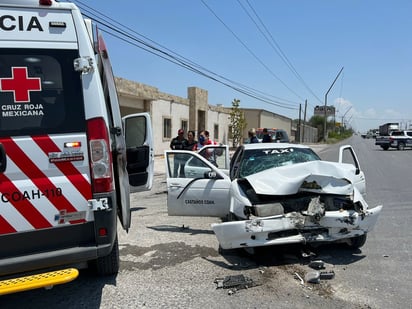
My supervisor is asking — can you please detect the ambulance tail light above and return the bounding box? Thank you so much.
[87,117,113,193]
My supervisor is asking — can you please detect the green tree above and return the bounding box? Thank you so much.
[229,99,246,148]
[308,115,335,142]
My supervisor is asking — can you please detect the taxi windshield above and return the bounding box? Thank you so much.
[238,147,321,177]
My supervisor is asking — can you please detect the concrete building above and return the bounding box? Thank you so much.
[241,108,294,142]
[115,77,304,156]
[115,77,232,156]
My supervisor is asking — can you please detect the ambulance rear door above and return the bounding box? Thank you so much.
[0,47,92,236]
[95,29,131,230]
[0,6,94,238]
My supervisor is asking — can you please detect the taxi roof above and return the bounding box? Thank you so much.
[241,142,312,150]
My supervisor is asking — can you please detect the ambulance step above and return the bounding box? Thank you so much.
[0,268,79,295]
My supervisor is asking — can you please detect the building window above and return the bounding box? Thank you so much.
[214,124,219,141]
[228,125,233,140]
[181,120,188,133]
[163,118,172,139]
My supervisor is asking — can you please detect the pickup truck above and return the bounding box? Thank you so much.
[375,134,391,150]
[375,130,412,150]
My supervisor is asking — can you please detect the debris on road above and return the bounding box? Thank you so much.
[319,271,335,280]
[305,270,336,284]
[214,274,260,294]
[305,271,321,284]
[294,272,305,285]
[308,260,325,270]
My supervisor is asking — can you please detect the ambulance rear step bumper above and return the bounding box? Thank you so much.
[0,268,79,296]
[0,243,112,276]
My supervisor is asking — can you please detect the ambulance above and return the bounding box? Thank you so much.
[0,0,153,294]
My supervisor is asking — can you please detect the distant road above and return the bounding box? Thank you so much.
[317,135,412,308]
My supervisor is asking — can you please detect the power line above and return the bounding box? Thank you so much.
[200,0,304,102]
[241,0,323,105]
[72,0,299,110]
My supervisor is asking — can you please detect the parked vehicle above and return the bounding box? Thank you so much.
[375,122,399,150]
[164,143,382,253]
[0,0,153,294]
[376,129,412,151]
[255,128,289,143]
[388,130,412,150]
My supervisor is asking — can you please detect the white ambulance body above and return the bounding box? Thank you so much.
[0,0,153,292]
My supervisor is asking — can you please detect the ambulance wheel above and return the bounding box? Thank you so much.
[92,236,120,276]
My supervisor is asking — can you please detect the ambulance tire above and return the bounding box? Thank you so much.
[92,236,120,276]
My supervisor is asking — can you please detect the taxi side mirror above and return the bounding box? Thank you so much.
[204,171,217,179]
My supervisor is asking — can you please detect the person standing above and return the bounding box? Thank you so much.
[193,130,218,150]
[193,130,219,166]
[170,129,188,177]
[262,128,272,143]
[248,128,259,143]
[183,130,197,151]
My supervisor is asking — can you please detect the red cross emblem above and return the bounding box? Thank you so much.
[0,67,42,103]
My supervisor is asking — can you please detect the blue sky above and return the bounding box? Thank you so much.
[74,0,412,133]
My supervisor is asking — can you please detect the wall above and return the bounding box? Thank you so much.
[207,105,232,144]
[298,124,318,143]
[242,108,293,141]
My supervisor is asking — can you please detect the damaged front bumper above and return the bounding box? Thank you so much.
[212,205,382,250]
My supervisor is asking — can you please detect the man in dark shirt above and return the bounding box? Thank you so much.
[170,129,188,177]
[262,128,272,143]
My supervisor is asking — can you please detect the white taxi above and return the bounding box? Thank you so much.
[164,143,382,252]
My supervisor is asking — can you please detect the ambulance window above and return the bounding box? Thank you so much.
[0,49,85,136]
[125,116,146,148]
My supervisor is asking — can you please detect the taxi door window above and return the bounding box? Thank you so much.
[0,49,85,136]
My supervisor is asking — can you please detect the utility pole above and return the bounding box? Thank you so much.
[303,100,307,143]
[323,66,344,141]
[298,104,302,143]
[342,106,352,131]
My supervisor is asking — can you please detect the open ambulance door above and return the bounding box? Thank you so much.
[165,149,231,217]
[97,30,133,230]
[123,113,154,193]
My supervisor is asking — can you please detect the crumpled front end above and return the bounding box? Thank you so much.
[213,162,382,250]
[213,203,382,249]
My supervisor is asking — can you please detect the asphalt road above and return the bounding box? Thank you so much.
[317,135,412,309]
[2,136,411,308]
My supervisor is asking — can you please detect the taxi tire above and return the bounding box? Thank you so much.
[347,234,367,249]
[93,236,120,276]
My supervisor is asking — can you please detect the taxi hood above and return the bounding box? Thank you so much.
[244,160,356,195]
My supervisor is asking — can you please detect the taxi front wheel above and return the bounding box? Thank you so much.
[347,234,367,249]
